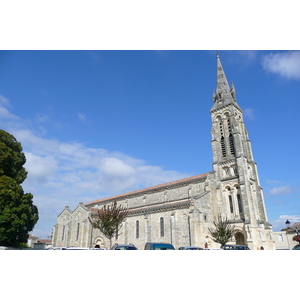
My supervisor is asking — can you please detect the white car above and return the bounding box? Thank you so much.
[203,248,224,250]
[178,246,203,250]
[46,247,67,250]
[66,247,106,250]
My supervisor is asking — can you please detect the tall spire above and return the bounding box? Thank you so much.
[216,52,230,96]
[211,52,241,112]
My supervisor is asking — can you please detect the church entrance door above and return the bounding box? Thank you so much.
[235,232,246,245]
[94,237,105,249]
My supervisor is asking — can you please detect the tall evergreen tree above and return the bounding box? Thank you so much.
[0,129,39,247]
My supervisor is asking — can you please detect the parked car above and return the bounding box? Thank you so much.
[144,242,175,250]
[178,246,203,250]
[221,244,250,250]
[111,244,138,250]
[203,248,224,250]
[292,244,300,250]
[46,247,67,250]
[66,247,92,250]
[65,247,106,250]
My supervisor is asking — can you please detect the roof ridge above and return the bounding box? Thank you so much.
[85,173,208,206]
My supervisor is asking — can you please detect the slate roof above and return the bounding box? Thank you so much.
[288,222,300,232]
[291,222,300,229]
[85,173,208,207]
[37,239,52,244]
[90,198,191,216]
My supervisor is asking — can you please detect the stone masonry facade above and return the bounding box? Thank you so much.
[52,54,275,250]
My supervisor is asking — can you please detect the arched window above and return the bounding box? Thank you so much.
[237,194,243,212]
[221,136,226,157]
[229,133,235,156]
[136,220,139,239]
[62,225,65,241]
[160,217,164,237]
[227,115,235,156]
[76,223,80,240]
[229,195,234,214]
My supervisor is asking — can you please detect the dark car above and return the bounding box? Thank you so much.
[178,246,203,250]
[144,242,175,250]
[221,244,250,250]
[292,244,300,250]
[111,243,138,250]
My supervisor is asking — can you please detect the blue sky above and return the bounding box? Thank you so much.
[1,50,300,238]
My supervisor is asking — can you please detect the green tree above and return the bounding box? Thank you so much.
[0,129,39,248]
[89,201,128,249]
[208,215,236,248]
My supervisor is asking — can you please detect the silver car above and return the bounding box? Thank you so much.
[221,244,250,250]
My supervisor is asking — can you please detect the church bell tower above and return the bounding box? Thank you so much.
[210,53,274,249]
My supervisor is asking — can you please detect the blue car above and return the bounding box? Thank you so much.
[144,242,175,250]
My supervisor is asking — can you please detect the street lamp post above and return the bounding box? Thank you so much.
[285,220,291,229]
[285,220,300,249]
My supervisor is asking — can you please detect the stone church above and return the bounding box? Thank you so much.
[52,54,275,250]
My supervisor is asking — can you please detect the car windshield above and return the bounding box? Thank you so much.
[154,244,174,250]
[293,245,300,250]
[223,246,232,249]
[115,246,136,250]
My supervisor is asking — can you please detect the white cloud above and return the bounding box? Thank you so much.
[78,112,86,122]
[227,50,258,66]
[278,215,300,222]
[243,108,255,120]
[1,96,190,238]
[262,51,300,80]
[100,157,136,177]
[20,139,188,236]
[0,106,20,121]
[269,185,293,196]
[24,152,58,184]
[266,179,282,184]
[271,215,300,231]
[0,94,12,108]
[88,51,101,61]
[35,113,50,123]
[0,95,20,122]
[241,50,257,61]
